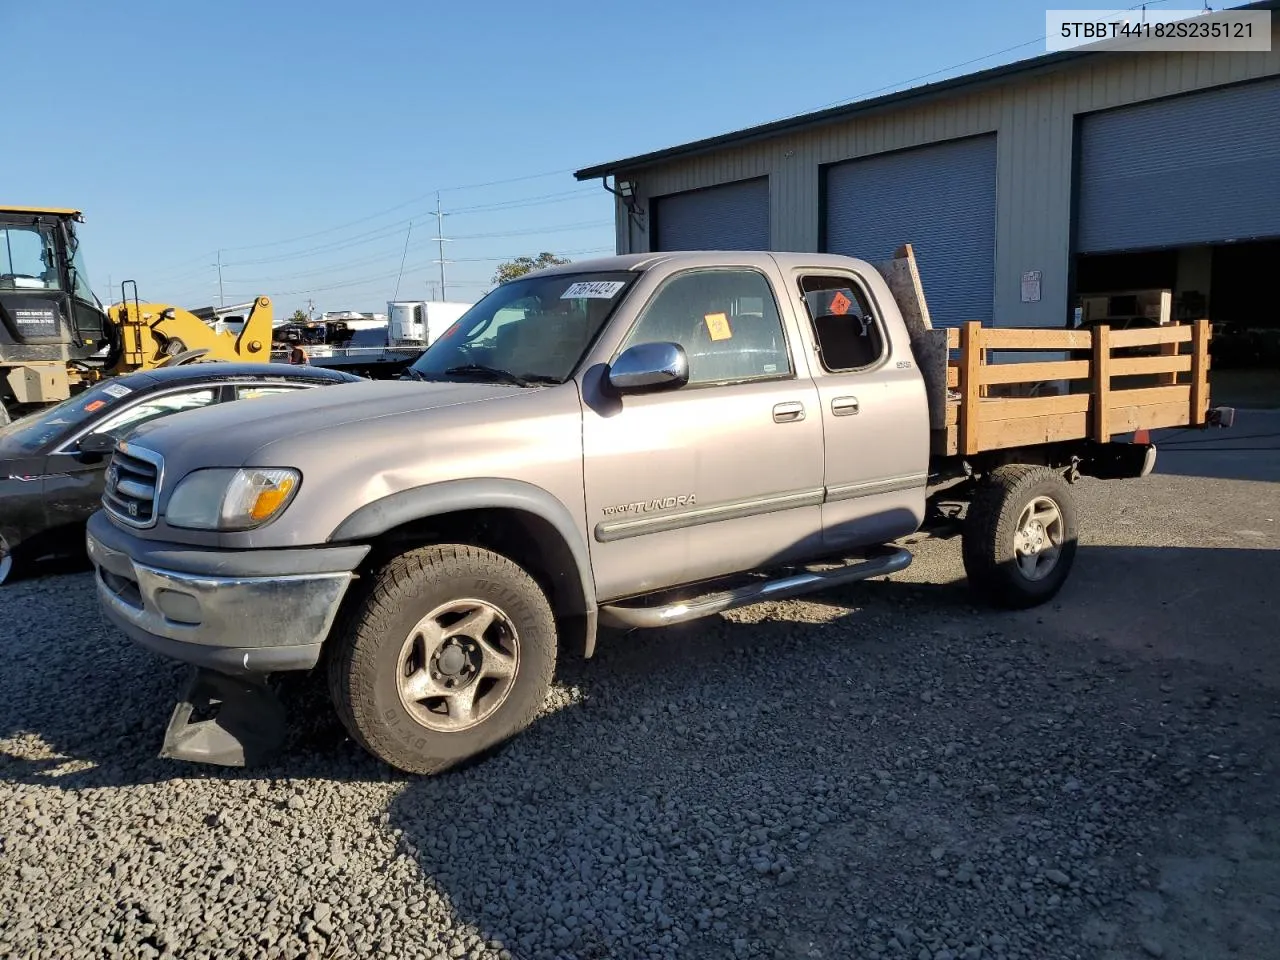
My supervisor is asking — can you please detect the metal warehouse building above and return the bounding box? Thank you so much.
[575,2,1280,353]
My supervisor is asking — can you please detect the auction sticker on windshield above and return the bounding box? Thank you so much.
[561,280,626,299]
[102,383,133,398]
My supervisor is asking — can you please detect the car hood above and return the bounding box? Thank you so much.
[122,378,523,469]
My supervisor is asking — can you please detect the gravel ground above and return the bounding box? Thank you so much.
[1,414,1278,960]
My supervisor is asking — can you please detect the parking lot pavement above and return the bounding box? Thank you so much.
[1,417,1277,960]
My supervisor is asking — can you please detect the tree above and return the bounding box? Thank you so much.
[492,252,571,286]
[289,308,309,323]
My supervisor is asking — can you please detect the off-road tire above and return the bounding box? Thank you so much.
[961,464,1078,609]
[327,544,557,775]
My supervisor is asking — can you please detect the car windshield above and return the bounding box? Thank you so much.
[405,270,638,385]
[0,379,138,453]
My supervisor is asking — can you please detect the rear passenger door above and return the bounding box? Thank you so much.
[786,268,931,548]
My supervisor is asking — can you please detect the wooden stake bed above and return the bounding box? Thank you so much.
[870,244,1213,459]
[936,319,1211,457]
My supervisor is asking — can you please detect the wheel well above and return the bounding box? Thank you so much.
[351,507,592,655]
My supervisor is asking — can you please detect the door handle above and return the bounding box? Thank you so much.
[831,396,859,416]
[773,401,806,423]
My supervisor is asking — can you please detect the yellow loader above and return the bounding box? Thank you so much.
[0,205,273,422]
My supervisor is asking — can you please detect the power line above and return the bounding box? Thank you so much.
[216,167,578,254]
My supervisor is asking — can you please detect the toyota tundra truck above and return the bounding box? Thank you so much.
[85,247,1230,774]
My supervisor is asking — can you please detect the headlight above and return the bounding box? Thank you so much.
[165,467,301,531]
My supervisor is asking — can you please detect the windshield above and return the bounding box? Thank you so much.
[0,379,138,453]
[0,224,61,292]
[407,270,638,384]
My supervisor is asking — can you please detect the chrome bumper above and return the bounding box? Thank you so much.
[87,527,354,673]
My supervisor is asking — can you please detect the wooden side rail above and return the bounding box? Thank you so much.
[943,318,1211,456]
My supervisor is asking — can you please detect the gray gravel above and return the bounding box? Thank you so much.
[1,414,1279,960]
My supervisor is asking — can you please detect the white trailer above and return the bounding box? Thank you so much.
[386,300,473,346]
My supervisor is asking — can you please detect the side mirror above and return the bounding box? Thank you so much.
[77,432,117,456]
[607,341,689,394]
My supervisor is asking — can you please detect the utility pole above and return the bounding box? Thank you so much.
[215,250,225,308]
[431,192,452,302]
[306,298,315,321]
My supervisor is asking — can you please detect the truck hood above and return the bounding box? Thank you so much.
[123,378,521,469]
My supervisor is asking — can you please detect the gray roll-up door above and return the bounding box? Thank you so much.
[652,177,769,251]
[1077,76,1280,254]
[823,134,997,328]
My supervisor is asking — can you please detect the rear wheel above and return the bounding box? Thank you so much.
[327,544,557,775]
[961,464,1078,609]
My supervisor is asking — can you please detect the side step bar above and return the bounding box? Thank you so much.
[598,545,913,629]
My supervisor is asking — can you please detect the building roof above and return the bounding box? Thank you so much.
[573,0,1279,180]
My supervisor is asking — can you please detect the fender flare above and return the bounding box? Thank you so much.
[327,477,599,642]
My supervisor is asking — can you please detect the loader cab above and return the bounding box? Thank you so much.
[0,207,108,364]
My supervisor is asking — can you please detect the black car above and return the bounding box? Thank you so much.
[0,362,362,585]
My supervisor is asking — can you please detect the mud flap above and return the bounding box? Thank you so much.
[159,667,287,767]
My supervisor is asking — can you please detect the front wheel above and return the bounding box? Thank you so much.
[0,532,21,587]
[327,544,557,775]
[961,464,1079,609]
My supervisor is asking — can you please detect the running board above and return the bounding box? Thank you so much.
[598,546,913,629]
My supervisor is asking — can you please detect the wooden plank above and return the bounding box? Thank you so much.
[871,243,933,338]
[975,393,1091,420]
[945,401,959,426]
[1191,317,1210,425]
[1110,354,1192,377]
[1157,339,1180,386]
[946,366,959,388]
[976,411,1089,450]
[1107,384,1190,407]
[946,327,959,349]
[1109,402,1191,434]
[1092,324,1111,442]
[959,321,983,455]
[1108,324,1191,348]
[979,360,1091,385]
[979,328,1093,349]
[932,424,958,457]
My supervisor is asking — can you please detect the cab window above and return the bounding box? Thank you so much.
[620,269,791,385]
[797,275,886,372]
[0,225,61,291]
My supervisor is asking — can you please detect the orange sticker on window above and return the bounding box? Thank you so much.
[84,400,106,412]
[830,291,852,316]
[703,312,732,341]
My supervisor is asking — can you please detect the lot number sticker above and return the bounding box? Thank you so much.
[561,280,626,299]
[703,312,733,341]
[102,383,133,398]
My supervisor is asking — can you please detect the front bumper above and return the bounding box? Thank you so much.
[86,510,367,674]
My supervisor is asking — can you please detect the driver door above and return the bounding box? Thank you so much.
[580,264,825,601]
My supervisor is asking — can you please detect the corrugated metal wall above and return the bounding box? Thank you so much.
[651,177,770,250]
[1077,75,1280,253]
[615,30,1280,328]
[823,135,997,327]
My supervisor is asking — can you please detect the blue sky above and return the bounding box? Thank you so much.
[4,0,1172,318]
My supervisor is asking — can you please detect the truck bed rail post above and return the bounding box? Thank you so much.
[1091,324,1110,442]
[960,320,983,455]
[1191,317,1210,425]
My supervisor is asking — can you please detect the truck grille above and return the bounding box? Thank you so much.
[102,444,164,528]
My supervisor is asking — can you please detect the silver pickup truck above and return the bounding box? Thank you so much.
[86,250,1212,774]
